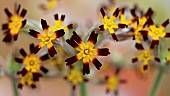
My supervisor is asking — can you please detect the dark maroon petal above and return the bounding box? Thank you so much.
[92,58,102,70]
[40,54,50,61]
[13,34,18,41]
[100,7,105,17]
[54,29,65,38]
[143,65,148,70]
[21,19,27,28]
[132,58,138,63]
[20,9,27,18]
[121,7,125,14]
[18,68,28,76]
[2,23,8,30]
[135,43,144,50]
[113,8,120,17]
[130,8,137,17]
[72,85,76,90]
[41,19,49,30]
[164,33,170,37]
[29,43,35,53]
[145,8,153,18]
[83,62,90,75]
[72,31,82,44]
[67,24,73,29]
[155,57,160,62]
[120,79,127,83]
[88,31,98,44]
[29,29,40,38]
[3,33,12,43]
[4,8,12,17]
[150,40,159,49]
[60,15,65,21]
[97,48,110,56]
[20,48,27,57]
[15,58,23,63]
[34,45,41,54]
[33,73,42,81]
[111,33,118,41]
[139,30,148,36]
[48,46,57,57]
[115,68,121,75]
[162,19,169,28]
[40,66,48,73]
[106,88,110,94]
[65,55,79,66]
[18,83,23,89]
[99,25,105,31]
[54,14,58,20]
[147,18,154,26]
[30,84,36,89]
[118,24,128,28]
[66,38,79,49]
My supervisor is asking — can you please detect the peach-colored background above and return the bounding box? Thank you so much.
[0,0,170,96]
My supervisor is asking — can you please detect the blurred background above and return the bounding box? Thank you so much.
[0,0,170,96]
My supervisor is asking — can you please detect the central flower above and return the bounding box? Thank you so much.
[23,54,41,72]
[65,31,110,75]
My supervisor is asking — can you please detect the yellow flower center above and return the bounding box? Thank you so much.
[84,49,89,55]
[23,54,41,72]
[19,72,34,85]
[68,70,83,84]
[107,76,119,90]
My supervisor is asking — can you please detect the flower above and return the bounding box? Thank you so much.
[99,7,127,41]
[64,67,88,90]
[29,19,65,57]
[105,68,126,94]
[15,43,50,76]
[140,18,170,48]
[17,71,42,89]
[49,14,73,32]
[65,31,110,75]
[130,8,153,49]
[2,4,27,43]
[40,0,57,10]
[132,43,160,72]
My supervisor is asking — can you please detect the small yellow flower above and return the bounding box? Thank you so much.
[2,4,27,43]
[99,7,127,41]
[17,71,42,89]
[65,68,88,90]
[29,19,65,57]
[132,44,160,72]
[166,48,170,62]
[15,43,49,75]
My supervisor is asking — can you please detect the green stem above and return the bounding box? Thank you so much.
[149,69,164,96]
[80,82,88,96]
[11,76,20,96]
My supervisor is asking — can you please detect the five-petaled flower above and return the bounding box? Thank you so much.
[17,71,42,89]
[64,67,88,90]
[2,4,27,43]
[140,18,170,48]
[65,31,110,75]
[132,43,160,72]
[29,19,65,57]
[49,14,73,33]
[130,8,153,49]
[15,43,50,76]
[105,68,126,94]
[99,7,127,41]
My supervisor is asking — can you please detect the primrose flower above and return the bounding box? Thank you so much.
[2,4,27,43]
[17,71,42,89]
[140,18,170,48]
[64,67,88,90]
[29,19,65,57]
[40,0,57,10]
[99,7,128,41]
[130,8,153,49]
[105,68,126,94]
[132,43,160,72]
[49,14,73,32]
[65,31,110,75]
[15,43,49,76]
